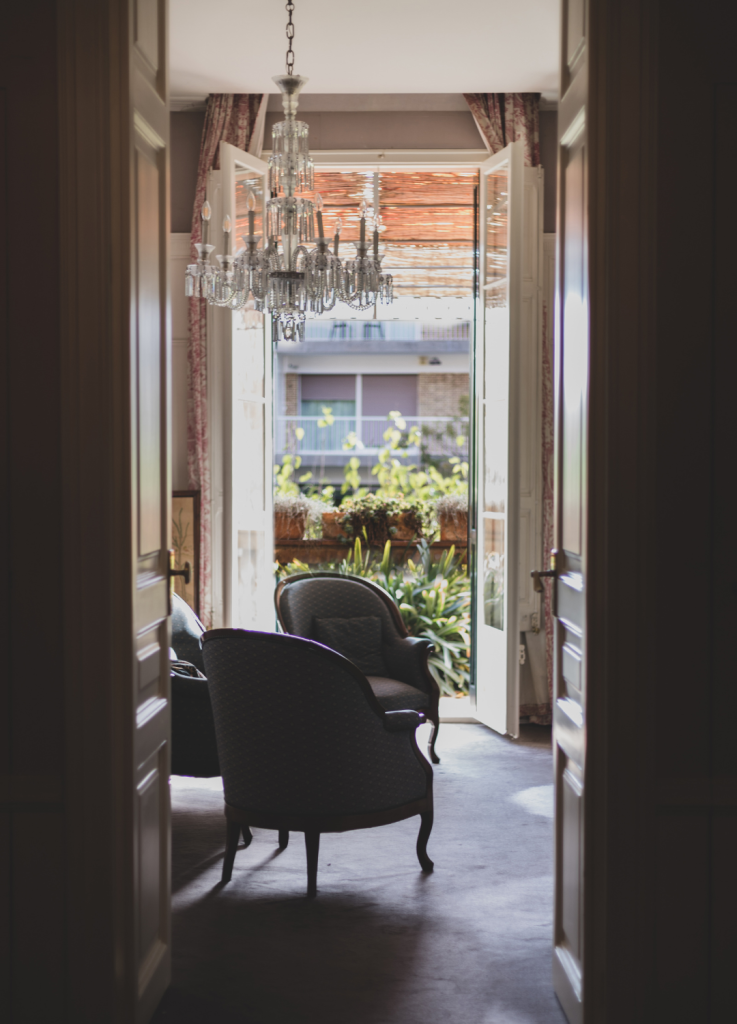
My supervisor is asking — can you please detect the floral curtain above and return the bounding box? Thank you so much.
[188,93,266,626]
[463,93,541,167]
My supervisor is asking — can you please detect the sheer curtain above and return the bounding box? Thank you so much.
[188,94,266,625]
[465,93,552,722]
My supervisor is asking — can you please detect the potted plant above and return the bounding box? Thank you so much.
[436,495,468,543]
[321,507,347,539]
[328,495,428,547]
[275,495,327,541]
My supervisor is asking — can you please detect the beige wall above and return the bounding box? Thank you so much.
[418,373,469,417]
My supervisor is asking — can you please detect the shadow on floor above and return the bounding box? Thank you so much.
[155,724,566,1024]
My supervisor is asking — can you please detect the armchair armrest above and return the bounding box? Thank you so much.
[382,636,436,695]
[383,710,426,733]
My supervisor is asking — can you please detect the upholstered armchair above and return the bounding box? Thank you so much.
[201,628,434,897]
[170,593,220,777]
[275,573,441,763]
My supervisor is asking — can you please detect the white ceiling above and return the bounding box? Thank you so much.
[170,0,560,101]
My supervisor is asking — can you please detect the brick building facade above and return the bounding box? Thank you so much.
[418,373,470,417]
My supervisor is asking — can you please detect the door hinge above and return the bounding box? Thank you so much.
[519,643,527,666]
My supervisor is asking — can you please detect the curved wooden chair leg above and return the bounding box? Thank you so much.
[222,820,241,883]
[278,829,289,850]
[416,810,434,873]
[427,715,440,764]
[304,830,320,897]
[241,825,252,848]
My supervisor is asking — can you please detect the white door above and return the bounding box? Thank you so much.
[472,142,524,735]
[208,142,274,630]
[552,0,589,1018]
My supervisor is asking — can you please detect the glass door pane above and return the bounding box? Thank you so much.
[473,142,523,736]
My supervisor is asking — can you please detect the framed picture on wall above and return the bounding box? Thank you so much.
[172,490,200,616]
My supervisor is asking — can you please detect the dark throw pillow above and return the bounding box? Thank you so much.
[314,615,387,676]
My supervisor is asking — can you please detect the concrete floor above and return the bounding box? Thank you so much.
[153,723,567,1024]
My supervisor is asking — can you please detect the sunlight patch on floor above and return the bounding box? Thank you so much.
[509,784,554,818]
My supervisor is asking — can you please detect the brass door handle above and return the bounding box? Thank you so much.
[168,549,191,585]
[531,569,556,593]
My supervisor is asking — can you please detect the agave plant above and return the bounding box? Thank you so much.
[384,539,471,696]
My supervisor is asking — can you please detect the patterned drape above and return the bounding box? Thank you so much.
[463,93,541,167]
[188,93,266,626]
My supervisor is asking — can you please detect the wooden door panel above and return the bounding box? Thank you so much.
[560,142,586,559]
[130,0,170,1017]
[136,143,163,557]
[554,0,589,1020]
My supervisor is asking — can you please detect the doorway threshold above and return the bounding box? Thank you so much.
[439,695,476,723]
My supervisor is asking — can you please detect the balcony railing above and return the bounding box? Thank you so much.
[275,416,469,459]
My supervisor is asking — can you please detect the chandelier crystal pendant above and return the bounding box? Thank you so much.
[184,0,393,342]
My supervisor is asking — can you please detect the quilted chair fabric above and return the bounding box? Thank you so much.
[171,593,206,674]
[365,676,429,712]
[170,595,220,777]
[171,668,220,777]
[276,575,432,696]
[314,615,388,676]
[202,630,428,817]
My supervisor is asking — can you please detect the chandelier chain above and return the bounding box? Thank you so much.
[285,2,295,75]
[184,0,394,342]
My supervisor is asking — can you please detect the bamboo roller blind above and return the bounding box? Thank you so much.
[302,170,478,298]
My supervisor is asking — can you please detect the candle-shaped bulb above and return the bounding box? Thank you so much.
[333,216,342,257]
[246,190,255,235]
[223,214,232,234]
[315,192,324,240]
[201,200,211,245]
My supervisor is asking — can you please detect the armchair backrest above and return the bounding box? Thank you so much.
[171,592,206,674]
[201,629,426,816]
[275,573,407,646]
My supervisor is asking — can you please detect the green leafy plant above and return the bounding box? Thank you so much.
[390,540,471,695]
[334,493,430,547]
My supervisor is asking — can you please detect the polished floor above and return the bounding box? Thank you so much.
[153,723,567,1024]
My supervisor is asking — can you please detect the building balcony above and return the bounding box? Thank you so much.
[275,415,469,461]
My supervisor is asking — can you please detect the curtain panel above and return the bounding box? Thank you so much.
[188,93,266,626]
[463,93,541,167]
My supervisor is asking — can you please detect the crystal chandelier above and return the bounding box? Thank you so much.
[185,1,393,342]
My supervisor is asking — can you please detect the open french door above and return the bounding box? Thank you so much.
[471,143,544,736]
[207,142,274,630]
[472,142,524,735]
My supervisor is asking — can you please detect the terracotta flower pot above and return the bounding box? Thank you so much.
[439,510,468,543]
[321,510,346,539]
[387,514,417,541]
[274,510,307,541]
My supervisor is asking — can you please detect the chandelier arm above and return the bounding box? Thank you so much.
[183,0,393,339]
